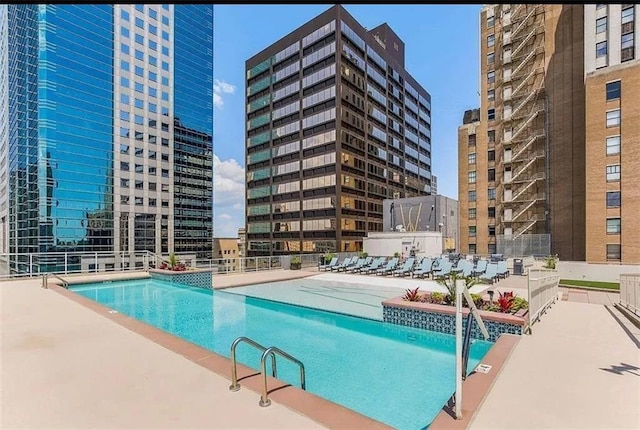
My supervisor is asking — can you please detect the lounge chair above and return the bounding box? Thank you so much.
[479,263,498,284]
[496,261,509,278]
[347,256,372,273]
[473,260,488,277]
[319,257,338,271]
[412,258,433,279]
[460,260,474,277]
[338,257,362,272]
[376,257,399,276]
[360,257,385,274]
[392,257,415,277]
[332,256,357,272]
[432,261,453,280]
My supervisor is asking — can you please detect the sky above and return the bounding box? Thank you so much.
[212,4,483,238]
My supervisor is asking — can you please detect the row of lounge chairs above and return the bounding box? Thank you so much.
[319,255,510,283]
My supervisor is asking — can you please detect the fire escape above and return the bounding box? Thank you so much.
[500,4,547,239]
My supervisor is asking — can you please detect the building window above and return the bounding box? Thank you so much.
[606,136,621,155]
[468,134,476,146]
[469,244,477,254]
[606,164,620,181]
[488,168,496,182]
[469,190,476,202]
[606,109,620,127]
[622,5,635,24]
[488,188,496,200]
[488,243,497,254]
[488,108,495,121]
[488,89,495,101]
[469,226,477,237]
[487,15,494,28]
[487,52,495,64]
[621,33,635,63]
[596,41,608,58]
[487,34,495,47]
[488,207,496,218]
[488,130,495,143]
[487,70,495,84]
[606,244,621,260]
[606,191,621,208]
[596,17,607,34]
[606,81,621,100]
[488,226,496,236]
[606,218,621,234]
[468,171,477,184]
[488,150,495,161]
[469,208,477,219]
[468,153,476,164]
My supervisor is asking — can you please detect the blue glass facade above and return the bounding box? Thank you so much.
[39,5,115,253]
[2,4,214,272]
[173,5,214,257]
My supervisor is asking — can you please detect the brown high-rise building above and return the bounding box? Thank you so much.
[584,4,640,263]
[459,4,587,260]
[460,3,640,263]
[245,5,433,256]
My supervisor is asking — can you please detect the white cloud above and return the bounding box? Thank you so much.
[213,154,244,204]
[213,79,236,109]
[213,154,245,238]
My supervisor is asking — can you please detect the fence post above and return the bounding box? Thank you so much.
[94,252,98,272]
[64,253,68,274]
[29,253,33,277]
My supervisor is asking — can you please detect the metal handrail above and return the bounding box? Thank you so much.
[229,336,277,392]
[42,273,69,289]
[259,346,306,407]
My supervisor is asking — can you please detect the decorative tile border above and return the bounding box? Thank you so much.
[382,298,524,342]
[149,269,213,290]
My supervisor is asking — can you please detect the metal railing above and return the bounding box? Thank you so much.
[41,273,69,289]
[1,251,155,280]
[527,268,560,333]
[619,274,640,317]
[228,336,305,408]
[229,337,276,392]
[259,346,305,407]
[1,251,337,280]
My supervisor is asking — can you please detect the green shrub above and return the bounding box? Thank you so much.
[544,255,557,269]
[429,292,445,304]
[512,296,529,311]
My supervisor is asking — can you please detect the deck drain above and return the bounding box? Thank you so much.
[475,363,492,374]
[108,310,119,314]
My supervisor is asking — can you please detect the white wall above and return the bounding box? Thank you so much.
[557,261,640,283]
[363,232,443,258]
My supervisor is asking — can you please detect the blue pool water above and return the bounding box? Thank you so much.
[72,279,493,429]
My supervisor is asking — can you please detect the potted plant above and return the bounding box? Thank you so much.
[290,255,301,270]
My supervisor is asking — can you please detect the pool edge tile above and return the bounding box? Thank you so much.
[51,285,392,430]
[429,333,521,430]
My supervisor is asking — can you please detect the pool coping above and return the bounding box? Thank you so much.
[49,284,391,430]
[429,333,521,430]
[51,283,520,430]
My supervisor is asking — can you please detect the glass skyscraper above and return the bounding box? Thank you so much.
[0,4,213,273]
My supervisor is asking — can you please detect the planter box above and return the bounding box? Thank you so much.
[149,268,213,290]
[382,296,526,342]
[290,262,301,270]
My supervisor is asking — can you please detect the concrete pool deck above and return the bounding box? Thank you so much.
[2,271,638,429]
[220,272,490,320]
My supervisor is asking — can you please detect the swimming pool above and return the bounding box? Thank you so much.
[72,278,493,429]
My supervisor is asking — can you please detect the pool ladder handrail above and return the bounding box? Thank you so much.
[228,336,306,407]
[42,273,69,289]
